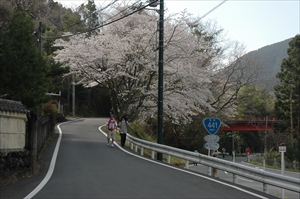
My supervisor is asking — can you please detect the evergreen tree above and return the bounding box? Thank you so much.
[274,35,300,160]
[78,0,100,36]
[60,8,85,33]
[236,85,274,118]
[222,85,275,154]
[0,11,50,110]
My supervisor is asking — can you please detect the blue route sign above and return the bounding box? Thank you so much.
[203,118,221,135]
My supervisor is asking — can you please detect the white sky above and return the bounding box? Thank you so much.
[56,0,300,52]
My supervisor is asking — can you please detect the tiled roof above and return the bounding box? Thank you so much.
[0,99,30,113]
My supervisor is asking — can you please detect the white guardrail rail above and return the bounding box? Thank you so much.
[125,133,300,194]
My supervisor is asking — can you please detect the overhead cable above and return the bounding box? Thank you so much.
[200,0,227,20]
[44,0,152,39]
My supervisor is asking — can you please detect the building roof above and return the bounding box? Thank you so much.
[0,99,29,113]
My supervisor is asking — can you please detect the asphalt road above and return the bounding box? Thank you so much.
[1,118,277,199]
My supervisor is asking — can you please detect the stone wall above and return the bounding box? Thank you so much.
[0,111,27,152]
[0,99,32,184]
[0,99,28,152]
[0,150,33,183]
[0,99,52,184]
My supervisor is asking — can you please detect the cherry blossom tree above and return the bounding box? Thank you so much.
[54,5,252,124]
[54,8,219,123]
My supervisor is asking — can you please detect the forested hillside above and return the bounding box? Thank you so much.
[244,38,292,92]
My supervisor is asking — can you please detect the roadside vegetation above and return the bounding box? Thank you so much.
[1,0,299,167]
[250,153,300,172]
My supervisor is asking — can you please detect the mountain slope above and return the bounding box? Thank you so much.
[243,38,292,92]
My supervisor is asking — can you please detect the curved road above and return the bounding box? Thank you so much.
[1,118,275,199]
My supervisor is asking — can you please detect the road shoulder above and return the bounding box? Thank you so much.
[0,125,59,198]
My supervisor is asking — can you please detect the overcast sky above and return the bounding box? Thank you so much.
[56,0,300,52]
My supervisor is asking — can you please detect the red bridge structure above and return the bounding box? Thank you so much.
[219,117,280,132]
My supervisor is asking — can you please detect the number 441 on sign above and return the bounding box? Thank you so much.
[203,118,221,135]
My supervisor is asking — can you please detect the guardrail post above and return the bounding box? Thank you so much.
[131,143,133,150]
[140,147,144,156]
[185,160,189,169]
[263,159,269,194]
[233,174,238,184]
[151,151,155,159]
[167,155,171,164]
[263,183,269,194]
[135,145,138,152]
[232,151,235,162]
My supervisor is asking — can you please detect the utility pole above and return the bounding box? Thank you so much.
[148,0,164,161]
[72,74,75,117]
[157,0,164,161]
[264,116,268,154]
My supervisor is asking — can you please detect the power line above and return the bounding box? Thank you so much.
[45,0,225,40]
[98,0,119,12]
[98,0,142,26]
[200,0,227,20]
[44,0,150,39]
[63,0,121,34]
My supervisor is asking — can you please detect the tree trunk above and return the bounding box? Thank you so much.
[290,87,293,145]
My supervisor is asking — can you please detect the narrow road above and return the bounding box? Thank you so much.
[1,118,276,199]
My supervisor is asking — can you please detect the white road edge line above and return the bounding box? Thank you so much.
[98,125,270,199]
[23,121,270,199]
[23,121,70,199]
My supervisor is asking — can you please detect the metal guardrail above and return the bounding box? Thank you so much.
[126,133,300,193]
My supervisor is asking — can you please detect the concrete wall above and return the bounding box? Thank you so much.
[0,110,27,152]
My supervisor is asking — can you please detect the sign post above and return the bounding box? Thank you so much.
[279,146,286,199]
[203,118,221,154]
[203,118,221,176]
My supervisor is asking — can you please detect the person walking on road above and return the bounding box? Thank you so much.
[106,114,117,147]
[245,147,251,155]
[245,147,251,162]
[118,116,129,147]
[222,148,226,158]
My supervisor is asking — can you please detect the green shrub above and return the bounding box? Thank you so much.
[41,100,58,133]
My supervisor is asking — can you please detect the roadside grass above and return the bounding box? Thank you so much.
[129,147,188,167]
[249,160,300,173]
[100,126,187,167]
[102,125,298,172]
